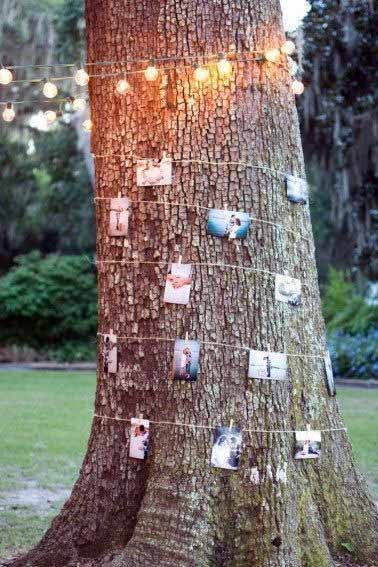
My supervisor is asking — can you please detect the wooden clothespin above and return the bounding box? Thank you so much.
[178,254,182,265]
[139,413,144,421]
[267,343,271,353]
[229,418,234,431]
[224,203,228,211]
[118,191,122,198]
[185,331,189,342]
[306,424,311,432]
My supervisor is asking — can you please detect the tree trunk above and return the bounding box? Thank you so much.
[10,1,377,566]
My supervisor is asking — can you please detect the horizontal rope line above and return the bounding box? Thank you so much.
[96,333,325,359]
[93,197,310,243]
[93,414,346,434]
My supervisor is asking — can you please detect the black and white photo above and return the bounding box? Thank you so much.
[103,333,117,374]
[275,274,302,306]
[286,175,308,204]
[163,262,193,305]
[248,349,288,380]
[129,417,150,460]
[172,339,200,381]
[210,426,242,470]
[109,197,130,236]
[136,157,172,186]
[324,351,336,396]
[294,430,321,459]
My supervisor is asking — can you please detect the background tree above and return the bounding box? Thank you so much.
[8,0,378,566]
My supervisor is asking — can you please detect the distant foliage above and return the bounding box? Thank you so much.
[328,330,378,379]
[323,268,378,335]
[0,252,97,352]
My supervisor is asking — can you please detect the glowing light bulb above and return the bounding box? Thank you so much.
[82,118,92,132]
[281,40,296,56]
[194,65,209,82]
[75,68,89,86]
[144,60,158,82]
[291,79,305,95]
[264,48,280,63]
[44,110,57,124]
[116,79,130,94]
[0,67,13,85]
[287,57,298,77]
[2,103,15,122]
[43,80,58,99]
[217,54,232,76]
[72,97,86,111]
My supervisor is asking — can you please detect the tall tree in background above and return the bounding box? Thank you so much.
[11,1,377,566]
[300,0,378,281]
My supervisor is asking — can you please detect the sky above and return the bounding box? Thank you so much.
[280,0,311,32]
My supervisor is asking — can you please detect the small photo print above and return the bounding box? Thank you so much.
[103,333,117,374]
[286,175,308,204]
[129,417,150,460]
[207,209,250,240]
[163,263,193,305]
[295,430,321,459]
[109,197,130,236]
[324,351,336,396]
[248,349,288,380]
[136,158,172,186]
[211,426,242,470]
[173,339,200,381]
[275,274,302,306]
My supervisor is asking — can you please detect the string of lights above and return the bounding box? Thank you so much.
[93,413,347,435]
[96,333,326,359]
[94,197,311,243]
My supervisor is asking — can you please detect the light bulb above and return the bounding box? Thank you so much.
[44,110,57,124]
[72,97,86,111]
[43,80,58,99]
[281,40,296,56]
[144,60,159,82]
[291,80,304,95]
[82,118,92,132]
[194,65,209,82]
[75,68,89,86]
[287,57,298,77]
[2,103,15,122]
[116,79,130,94]
[217,54,232,76]
[0,67,13,85]
[264,48,280,63]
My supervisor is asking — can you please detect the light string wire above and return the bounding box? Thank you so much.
[96,333,326,360]
[93,258,310,289]
[94,197,311,244]
[92,413,347,434]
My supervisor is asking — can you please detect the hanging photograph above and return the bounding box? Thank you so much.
[275,274,302,306]
[248,349,288,380]
[109,197,130,236]
[294,430,321,459]
[207,209,251,240]
[129,417,150,460]
[103,333,117,374]
[324,351,336,396]
[163,262,193,305]
[136,157,172,186]
[286,175,308,204]
[172,339,200,381]
[211,426,242,470]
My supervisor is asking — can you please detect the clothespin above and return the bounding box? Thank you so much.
[185,331,189,342]
[139,413,144,421]
[118,191,122,198]
[229,418,234,431]
[306,424,311,432]
[178,254,182,265]
[267,343,271,353]
[224,203,228,211]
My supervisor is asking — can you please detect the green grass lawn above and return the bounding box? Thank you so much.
[0,372,377,558]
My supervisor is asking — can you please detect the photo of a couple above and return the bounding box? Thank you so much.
[172,339,200,381]
[136,158,172,186]
[109,197,130,236]
[211,426,242,470]
[103,333,117,374]
[275,274,302,306]
[294,430,321,460]
[163,263,193,305]
[286,175,308,204]
[207,209,250,240]
[129,418,150,460]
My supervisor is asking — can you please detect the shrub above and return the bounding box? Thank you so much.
[328,330,378,379]
[0,252,97,350]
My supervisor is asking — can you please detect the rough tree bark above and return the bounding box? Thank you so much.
[10,1,377,566]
